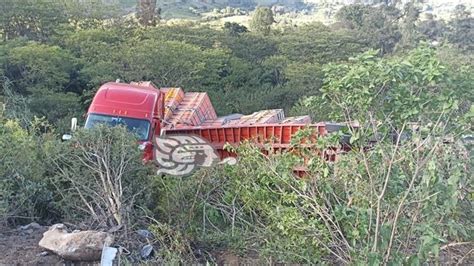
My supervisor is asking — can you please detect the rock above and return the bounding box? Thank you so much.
[136,229,153,239]
[20,222,42,230]
[37,251,49,257]
[140,244,154,259]
[38,224,114,261]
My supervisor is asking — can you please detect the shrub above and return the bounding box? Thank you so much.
[152,45,472,264]
[49,125,153,229]
[153,125,471,263]
[0,119,153,231]
[0,117,58,224]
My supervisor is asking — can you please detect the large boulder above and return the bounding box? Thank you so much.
[39,224,114,261]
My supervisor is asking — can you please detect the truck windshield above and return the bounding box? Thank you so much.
[85,113,151,141]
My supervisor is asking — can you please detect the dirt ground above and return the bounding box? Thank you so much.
[0,225,63,266]
[0,224,472,265]
[438,243,474,265]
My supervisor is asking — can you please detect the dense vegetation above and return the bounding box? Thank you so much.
[0,0,472,264]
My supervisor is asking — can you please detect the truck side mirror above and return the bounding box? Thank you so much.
[71,117,78,132]
[62,117,78,141]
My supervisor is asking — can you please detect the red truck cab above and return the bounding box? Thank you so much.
[84,81,164,160]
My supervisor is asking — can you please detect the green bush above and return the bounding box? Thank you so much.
[0,118,153,229]
[153,129,472,263]
[0,117,58,224]
[48,125,154,228]
[151,45,472,264]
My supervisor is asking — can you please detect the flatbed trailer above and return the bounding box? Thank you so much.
[164,123,331,159]
[79,81,352,170]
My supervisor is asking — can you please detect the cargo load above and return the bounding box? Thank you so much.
[280,115,312,124]
[163,91,217,129]
[227,109,285,125]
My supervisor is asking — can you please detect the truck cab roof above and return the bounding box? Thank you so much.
[87,82,164,120]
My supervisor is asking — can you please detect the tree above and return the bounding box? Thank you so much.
[276,23,367,64]
[222,33,277,63]
[63,28,125,89]
[295,46,464,124]
[335,4,368,29]
[223,22,248,36]
[1,79,32,128]
[2,42,82,127]
[336,4,401,54]
[136,0,158,26]
[0,0,116,40]
[62,0,121,30]
[453,4,471,20]
[398,2,421,50]
[119,39,228,90]
[418,14,447,42]
[250,7,274,35]
[0,0,67,41]
[5,43,77,94]
[448,4,473,50]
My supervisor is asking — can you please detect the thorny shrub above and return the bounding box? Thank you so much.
[49,125,153,230]
[0,117,58,224]
[153,125,472,264]
[0,118,154,233]
[152,46,473,264]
